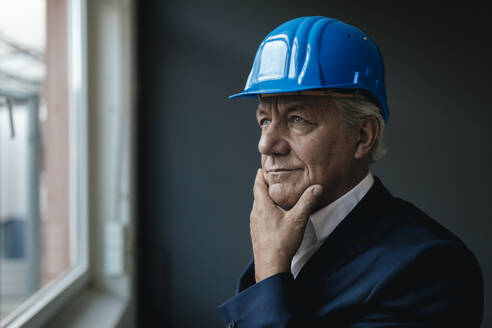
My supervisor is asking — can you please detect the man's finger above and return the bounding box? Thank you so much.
[253,169,273,204]
[288,184,323,223]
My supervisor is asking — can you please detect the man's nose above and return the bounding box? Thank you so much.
[258,123,290,156]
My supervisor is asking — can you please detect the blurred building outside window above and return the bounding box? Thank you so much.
[0,0,87,325]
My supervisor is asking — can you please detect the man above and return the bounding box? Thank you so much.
[218,16,483,327]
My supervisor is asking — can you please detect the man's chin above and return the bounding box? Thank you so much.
[268,186,300,210]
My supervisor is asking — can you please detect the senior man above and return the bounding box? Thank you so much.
[218,17,483,327]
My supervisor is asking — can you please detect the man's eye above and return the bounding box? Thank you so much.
[259,118,271,126]
[292,116,307,124]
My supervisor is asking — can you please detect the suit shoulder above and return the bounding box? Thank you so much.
[383,196,469,248]
[373,196,483,277]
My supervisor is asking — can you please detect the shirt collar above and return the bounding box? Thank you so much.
[310,172,374,244]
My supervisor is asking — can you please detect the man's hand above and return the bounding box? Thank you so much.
[251,169,323,282]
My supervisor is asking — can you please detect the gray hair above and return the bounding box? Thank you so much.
[331,97,387,163]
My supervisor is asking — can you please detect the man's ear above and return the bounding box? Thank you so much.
[354,116,379,160]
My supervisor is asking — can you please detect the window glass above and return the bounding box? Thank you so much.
[0,0,78,321]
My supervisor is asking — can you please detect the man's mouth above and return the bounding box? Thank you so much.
[267,168,302,173]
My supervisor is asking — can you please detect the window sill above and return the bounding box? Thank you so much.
[44,288,129,328]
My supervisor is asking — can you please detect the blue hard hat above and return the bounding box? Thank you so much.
[230,16,389,121]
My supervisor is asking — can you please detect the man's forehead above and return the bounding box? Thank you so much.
[256,95,329,113]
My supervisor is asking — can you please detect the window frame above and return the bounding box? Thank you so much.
[1,0,136,325]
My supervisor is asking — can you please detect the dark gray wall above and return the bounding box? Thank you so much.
[137,1,492,327]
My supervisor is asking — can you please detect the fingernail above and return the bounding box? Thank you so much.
[312,185,323,196]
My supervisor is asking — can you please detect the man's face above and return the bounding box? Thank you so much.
[256,95,359,209]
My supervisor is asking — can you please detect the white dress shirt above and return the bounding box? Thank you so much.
[290,172,375,278]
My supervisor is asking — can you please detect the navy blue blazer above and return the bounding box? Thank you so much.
[218,177,483,327]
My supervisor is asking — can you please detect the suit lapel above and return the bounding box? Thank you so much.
[295,177,398,281]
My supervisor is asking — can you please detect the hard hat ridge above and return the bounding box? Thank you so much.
[230,16,389,121]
